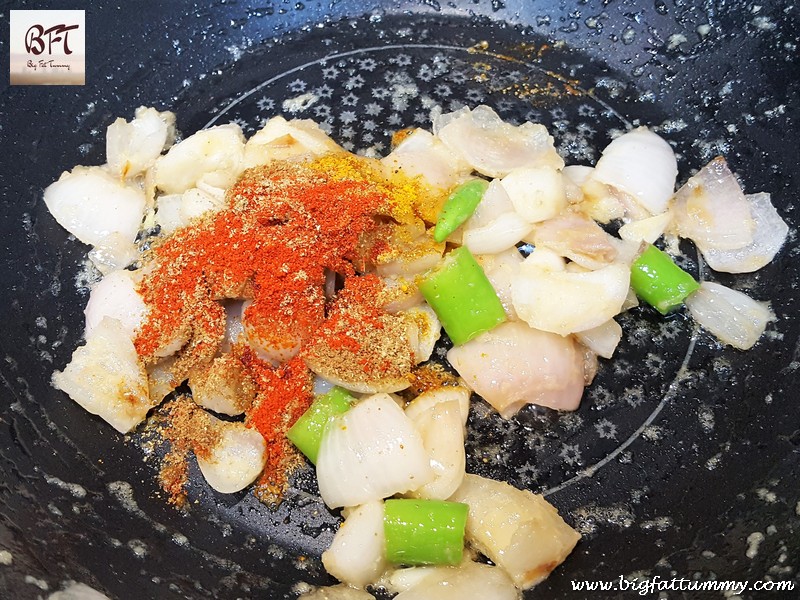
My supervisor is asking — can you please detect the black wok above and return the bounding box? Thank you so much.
[1,1,798,598]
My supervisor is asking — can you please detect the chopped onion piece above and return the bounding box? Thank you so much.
[574,319,623,359]
[84,270,148,340]
[381,129,472,190]
[150,323,190,360]
[578,179,627,224]
[195,179,226,202]
[88,232,139,275]
[512,259,630,335]
[244,116,342,168]
[562,170,587,204]
[684,281,774,349]
[404,386,471,428]
[400,304,441,364]
[298,585,376,600]
[376,237,445,278]
[382,565,442,594]
[449,474,580,590]
[304,310,413,394]
[701,193,789,273]
[147,356,176,404]
[405,400,465,500]
[500,166,567,224]
[622,286,640,312]
[672,156,754,252]
[475,249,524,320]
[316,394,433,508]
[313,376,336,396]
[393,561,518,600]
[521,246,565,271]
[154,194,185,236]
[461,180,511,227]
[322,501,387,588]
[154,124,245,194]
[618,211,673,244]
[106,107,174,179]
[608,236,644,266]
[43,166,146,247]
[447,321,585,417]
[305,364,411,395]
[380,276,425,314]
[529,213,618,270]
[462,180,533,255]
[563,164,594,188]
[189,353,255,416]
[463,212,531,256]
[433,106,563,178]
[196,421,267,493]
[242,299,302,366]
[590,126,677,215]
[52,317,151,433]
[179,187,225,223]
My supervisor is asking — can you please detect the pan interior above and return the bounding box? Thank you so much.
[8,8,798,600]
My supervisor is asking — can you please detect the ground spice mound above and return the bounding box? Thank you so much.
[135,152,428,505]
[157,396,222,508]
[241,352,313,506]
[188,352,257,414]
[135,156,390,367]
[303,275,414,391]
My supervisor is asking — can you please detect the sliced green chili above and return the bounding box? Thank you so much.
[286,387,355,464]
[384,499,468,566]
[418,246,507,345]
[433,178,490,243]
[630,244,700,315]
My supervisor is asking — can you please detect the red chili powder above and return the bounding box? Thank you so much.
[240,351,313,505]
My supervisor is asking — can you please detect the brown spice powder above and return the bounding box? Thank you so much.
[406,363,460,397]
[303,275,414,391]
[157,396,222,507]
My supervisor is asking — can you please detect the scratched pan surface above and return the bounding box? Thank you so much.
[1,1,799,598]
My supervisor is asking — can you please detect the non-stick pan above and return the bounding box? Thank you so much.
[1,1,798,598]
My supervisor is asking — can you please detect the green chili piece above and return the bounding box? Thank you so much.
[433,178,490,243]
[286,387,355,464]
[418,246,507,345]
[384,499,468,566]
[630,244,700,315]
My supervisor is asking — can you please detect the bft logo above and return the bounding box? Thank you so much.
[25,23,80,56]
[10,10,85,85]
